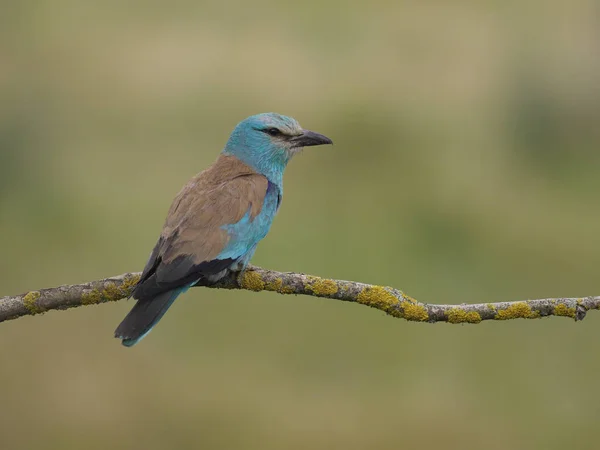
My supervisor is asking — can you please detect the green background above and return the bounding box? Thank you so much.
[1,1,599,449]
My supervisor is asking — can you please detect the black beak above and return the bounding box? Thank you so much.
[290,129,333,148]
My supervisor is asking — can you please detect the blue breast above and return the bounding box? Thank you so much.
[218,181,281,261]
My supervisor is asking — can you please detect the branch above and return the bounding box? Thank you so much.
[1,265,598,324]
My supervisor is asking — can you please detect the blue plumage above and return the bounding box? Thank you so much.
[219,181,281,261]
[114,113,332,346]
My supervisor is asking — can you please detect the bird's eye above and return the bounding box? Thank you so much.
[266,128,281,136]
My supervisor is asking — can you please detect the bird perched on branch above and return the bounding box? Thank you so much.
[115,113,332,346]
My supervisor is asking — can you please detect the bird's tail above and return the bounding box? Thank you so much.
[114,288,183,347]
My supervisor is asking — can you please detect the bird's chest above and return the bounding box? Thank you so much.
[220,181,281,251]
[253,181,281,235]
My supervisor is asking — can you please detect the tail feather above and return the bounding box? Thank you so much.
[115,289,182,347]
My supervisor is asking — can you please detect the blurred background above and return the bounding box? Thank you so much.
[1,1,600,449]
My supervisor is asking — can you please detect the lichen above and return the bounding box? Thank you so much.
[80,275,141,306]
[102,274,140,301]
[401,298,429,322]
[486,303,496,311]
[240,271,265,292]
[23,291,43,315]
[307,278,338,296]
[357,286,401,316]
[495,302,540,320]
[264,278,296,295]
[554,303,576,318]
[279,285,295,294]
[356,286,428,321]
[120,274,141,296]
[265,278,283,292]
[446,308,482,324]
[81,289,103,305]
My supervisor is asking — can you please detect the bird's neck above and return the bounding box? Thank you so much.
[222,147,287,188]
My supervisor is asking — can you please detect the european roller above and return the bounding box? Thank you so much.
[115,113,332,346]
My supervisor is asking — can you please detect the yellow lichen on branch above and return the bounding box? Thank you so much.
[240,271,265,292]
[307,278,339,296]
[357,286,402,316]
[82,274,141,305]
[554,303,576,318]
[495,302,540,320]
[23,291,42,315]
[1,267,599,326]
[447,308,482,324]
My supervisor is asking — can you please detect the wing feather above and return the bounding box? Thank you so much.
[132,155,268,301]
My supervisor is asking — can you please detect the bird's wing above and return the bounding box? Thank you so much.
[133,155,269,300]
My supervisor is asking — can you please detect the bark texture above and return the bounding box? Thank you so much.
[1,266,598,324]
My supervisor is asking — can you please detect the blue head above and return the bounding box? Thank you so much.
[222,113,332,185]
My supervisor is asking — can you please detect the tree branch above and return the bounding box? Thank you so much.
[1,265,598,324]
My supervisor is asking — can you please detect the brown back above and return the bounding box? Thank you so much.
[159,154,268,265]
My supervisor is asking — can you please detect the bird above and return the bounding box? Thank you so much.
[114,113,332,346]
